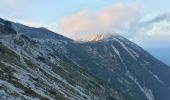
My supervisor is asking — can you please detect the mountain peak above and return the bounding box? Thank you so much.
[89,33,119,41]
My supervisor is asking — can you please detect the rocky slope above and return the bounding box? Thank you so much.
[0,18,131,100]
[0,18,170,100]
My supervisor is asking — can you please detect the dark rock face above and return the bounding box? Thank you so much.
[0,18,170,100]
[65,36,170,100]
[0,18,17,35]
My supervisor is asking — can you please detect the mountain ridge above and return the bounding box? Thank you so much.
[0,18,170,100]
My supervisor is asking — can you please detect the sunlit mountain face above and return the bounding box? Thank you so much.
[1,18,170,100]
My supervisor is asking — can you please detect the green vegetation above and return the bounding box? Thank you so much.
[13,38,24,46]
[48,89,66,100]
[0,43,20,64]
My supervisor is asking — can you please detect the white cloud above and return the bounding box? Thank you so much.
[146,21,170,38]
[58,3,141,40]
[58,2,170,41]
[130,13,170,48]
[144,12,170,25]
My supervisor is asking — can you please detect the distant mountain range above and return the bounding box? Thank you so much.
[1,18,170,100]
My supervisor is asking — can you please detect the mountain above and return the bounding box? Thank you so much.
[0,18,131,100]
[0,18,170,100]
[147,48,170,66]
[66,35,170,100]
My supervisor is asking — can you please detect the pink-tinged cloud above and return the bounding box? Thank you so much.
[58,3,141,40]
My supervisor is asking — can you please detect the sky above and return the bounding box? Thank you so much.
[0,0,170,48]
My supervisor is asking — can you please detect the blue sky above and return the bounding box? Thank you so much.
[1,0,169,24]
[0,0,170,48]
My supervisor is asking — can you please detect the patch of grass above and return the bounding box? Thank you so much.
[24,88,37,97]
[10,92,20,97]
[49,89,56,96]
[24,58,37,69]
[13,38,24,46]
[49,89,66,100]
[0,43,20,64]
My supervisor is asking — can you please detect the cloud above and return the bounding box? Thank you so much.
[140,12,170,38]
[58,2,170,41]
[144,12,170,25]
[129,13,170,48]
[58,3,141,40]
[146,21,170,38]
